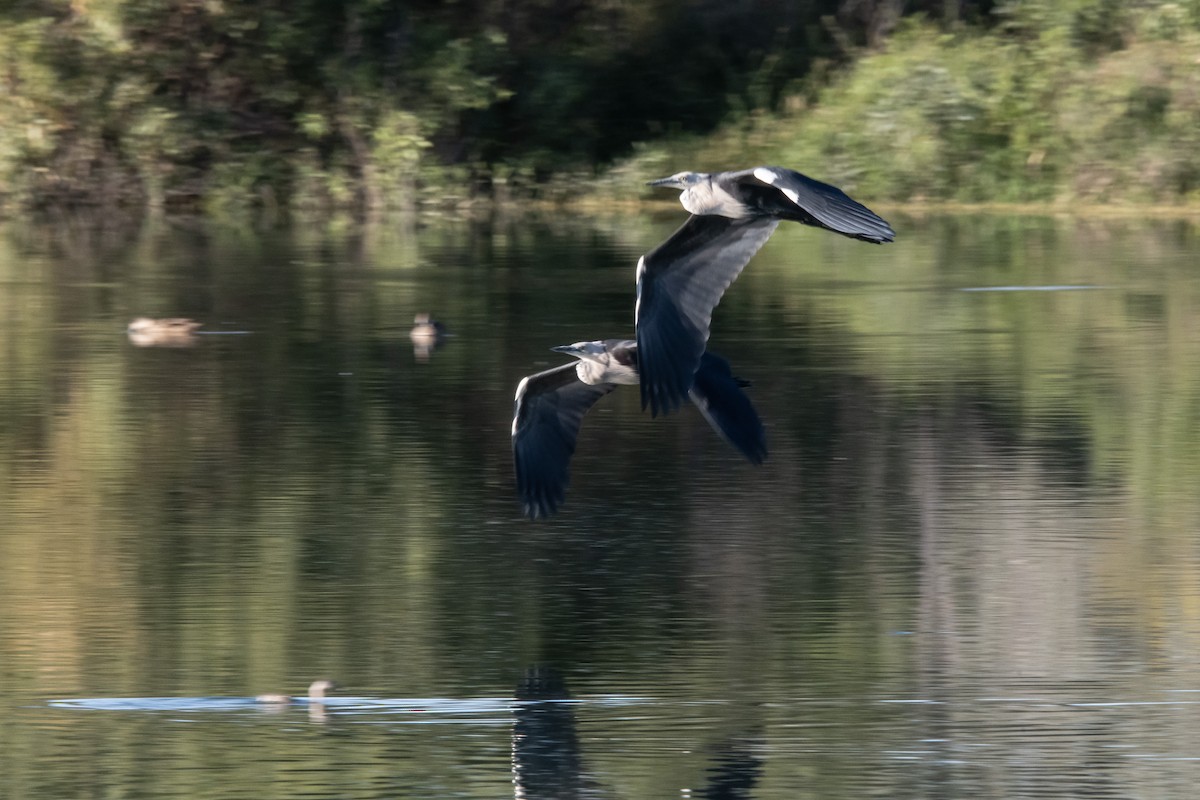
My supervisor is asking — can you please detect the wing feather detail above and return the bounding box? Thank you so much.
[745,166,894,243]
[688,352,767,464]
[635,215,778,417]
[512,363,617,519]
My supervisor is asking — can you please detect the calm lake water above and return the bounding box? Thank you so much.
[2,210,1200,798]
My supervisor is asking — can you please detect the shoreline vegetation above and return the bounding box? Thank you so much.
[3,2,1200,219]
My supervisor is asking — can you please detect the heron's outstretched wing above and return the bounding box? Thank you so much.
[736,166,895,244]
[688,352,767,464]
[512,363,617,519]
[635,215,779,417]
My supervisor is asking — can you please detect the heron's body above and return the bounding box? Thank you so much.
[659,167,895,242]
[512,339,765,519]
[561,339,640,386]
[637,166,894,415]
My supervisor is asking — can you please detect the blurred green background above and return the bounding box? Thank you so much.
[4,0,1200,216]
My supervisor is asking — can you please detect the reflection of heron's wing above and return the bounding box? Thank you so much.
[513,363,617,519]
[700,737,764,800]
[688,352,767,465]
[636,215,778,417]
[512,665,585,799]
[734,166,895,243]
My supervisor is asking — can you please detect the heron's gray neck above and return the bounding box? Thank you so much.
[575,357,638,386]
[681,177,749,218]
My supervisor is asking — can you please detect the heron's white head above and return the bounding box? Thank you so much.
[647,171,707,190]
[551,341,608,361]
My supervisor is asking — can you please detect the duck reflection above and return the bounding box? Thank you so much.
[254,679,337,723]
[126,317,202,347]
[410,313,448,362]
[512,666,597,799]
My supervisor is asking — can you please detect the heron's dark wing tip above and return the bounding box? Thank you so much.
[514,448,564,520]
[512,363,616,520]
[690,352,769,465]
[522,498,557,520]
[751,166,894,243]
[869,220,897,244]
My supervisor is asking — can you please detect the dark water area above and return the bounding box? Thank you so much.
[2,212,1200,798]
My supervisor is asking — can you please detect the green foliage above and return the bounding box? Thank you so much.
[371,111,433,208]
[3,1,1200,213]
[1069,0,1132,54]
[0,1,517,213]
[2,0,875,214]
[598,5,1200,207]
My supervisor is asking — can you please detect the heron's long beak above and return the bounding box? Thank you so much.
[551,344,578,354]
[646,176,680,187]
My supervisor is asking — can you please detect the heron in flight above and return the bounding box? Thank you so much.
[512,339,766,519]
[637,166,894,416]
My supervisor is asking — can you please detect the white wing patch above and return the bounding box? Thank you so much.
[753,166,780,185]
[634,256,646,323]
[754,166,802,207]
[512,376,531,435]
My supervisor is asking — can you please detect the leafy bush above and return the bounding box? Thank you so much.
[3,1,1200,213]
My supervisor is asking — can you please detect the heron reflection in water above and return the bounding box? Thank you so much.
[696,735,763,799]
[511,666,596,799]
[512,338,766,519]
[511,665,762,799]
[637,166,894,415]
